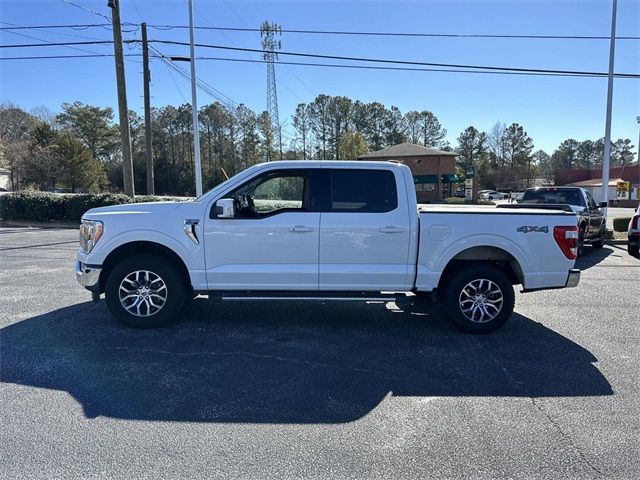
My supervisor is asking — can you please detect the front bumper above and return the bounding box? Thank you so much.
[565,268,581,288]
[76,260,102,291]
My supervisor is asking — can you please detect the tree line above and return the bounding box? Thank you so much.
[0,97,635,196]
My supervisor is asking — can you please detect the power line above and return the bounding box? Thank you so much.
[2,39,638,78]
[3,52,639,80]
[193,7,308,102]
[192,56,640,79]
[0,22,109,56]
[148,44,238,106]
[61,0,111,22]
[0,21,108,41]
[0,54,137,60]
[148,39,640,78]
[3,23,639,40]
[0,40,117,48]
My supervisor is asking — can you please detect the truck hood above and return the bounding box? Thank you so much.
[82,201,186,219]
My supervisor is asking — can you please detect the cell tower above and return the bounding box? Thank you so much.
[260,21,282,160]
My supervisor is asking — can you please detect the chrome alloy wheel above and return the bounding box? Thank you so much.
[458,278,504,323]
[118,270,168,317]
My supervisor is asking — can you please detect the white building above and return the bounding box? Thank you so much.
[0,168,11,191]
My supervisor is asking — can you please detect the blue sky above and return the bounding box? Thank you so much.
[1,0,639,154]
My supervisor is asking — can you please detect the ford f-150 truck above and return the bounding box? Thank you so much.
[76,161,581,333]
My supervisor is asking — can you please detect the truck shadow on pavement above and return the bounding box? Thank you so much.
[1,298,612,424]
[575,246,613,270]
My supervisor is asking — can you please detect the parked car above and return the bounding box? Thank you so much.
[480,190,509,200]
[628,205,640,256]
[500,186,606,256]
[76,161,580,333]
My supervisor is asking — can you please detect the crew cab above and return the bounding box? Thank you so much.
[76,161,581,333]
[499,186,606,256]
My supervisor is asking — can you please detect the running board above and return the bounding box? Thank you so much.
[203,290,413,302]
[220,296,399,302]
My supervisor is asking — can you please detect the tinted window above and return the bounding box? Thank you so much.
[521,188,585,207]
[330,169,397,213]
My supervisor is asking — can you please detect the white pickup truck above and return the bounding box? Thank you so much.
[76,161,581,333]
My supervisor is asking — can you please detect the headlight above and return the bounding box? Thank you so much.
[79,219,104,253]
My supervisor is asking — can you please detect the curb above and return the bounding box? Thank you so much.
[0,220,79,229]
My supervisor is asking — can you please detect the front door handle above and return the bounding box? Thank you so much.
[290,225,314,233]
[379,226,405,234]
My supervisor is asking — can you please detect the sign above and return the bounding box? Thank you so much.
[616,181,631,200]
[465,167,475,179]
[465,177,473,201]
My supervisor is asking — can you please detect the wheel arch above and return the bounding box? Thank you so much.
[99,241,193,294]
[437,245,524,292]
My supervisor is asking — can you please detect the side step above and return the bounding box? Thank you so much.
[204,290,414,302]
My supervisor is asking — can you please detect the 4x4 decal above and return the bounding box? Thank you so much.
[517,226,549,233]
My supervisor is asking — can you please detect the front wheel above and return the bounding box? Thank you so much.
[591,227,606,249]
[105,253,187,328]
[441,266,515,334]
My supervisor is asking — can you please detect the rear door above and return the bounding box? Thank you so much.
[318,167,412,291]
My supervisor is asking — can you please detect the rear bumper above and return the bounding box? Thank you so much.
[521,268,580,293]
[565,268,580,288]
[75,260,102,292]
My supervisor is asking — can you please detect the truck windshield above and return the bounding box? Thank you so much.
[521,189,584,207]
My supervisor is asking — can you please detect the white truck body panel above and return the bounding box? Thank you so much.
[80,160,578,296]
[416,206,576,291]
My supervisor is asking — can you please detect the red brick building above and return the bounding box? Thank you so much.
[357,143,458,202]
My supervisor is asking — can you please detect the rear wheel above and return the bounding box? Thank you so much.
[441,266,515,334]
[105,253,187,328]
[577,225,586,257]
[629,243,639,257]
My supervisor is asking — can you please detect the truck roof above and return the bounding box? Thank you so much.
[252,160,407,169]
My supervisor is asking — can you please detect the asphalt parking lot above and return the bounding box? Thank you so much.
[1,226,639,479]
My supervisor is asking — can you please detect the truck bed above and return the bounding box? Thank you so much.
[415,204,578,292]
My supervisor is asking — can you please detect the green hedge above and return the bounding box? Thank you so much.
[613,216,632,232]
[0,191,188,223]
[444,197,496,206]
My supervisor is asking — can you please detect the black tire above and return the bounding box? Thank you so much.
[629,243,639,257]
[105,253,187,328]
[591,227,606,249]
[440,265,515,334]
[577,225,586,257]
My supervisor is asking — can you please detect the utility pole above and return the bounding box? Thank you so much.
[188,0,203,197]
[601,0,617,213]
[107,0,135,197]
[141,22,154,195]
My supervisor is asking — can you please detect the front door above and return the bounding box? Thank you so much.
[319,168,412,291]
[204,169,320,290]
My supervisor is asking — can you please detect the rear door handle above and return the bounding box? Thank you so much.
[379,226,406,234]
[290,225,314,233]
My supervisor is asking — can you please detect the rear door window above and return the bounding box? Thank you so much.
[329,169,398,213]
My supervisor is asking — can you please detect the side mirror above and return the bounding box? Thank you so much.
[215,198,235,218]
[599,201,608,209]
